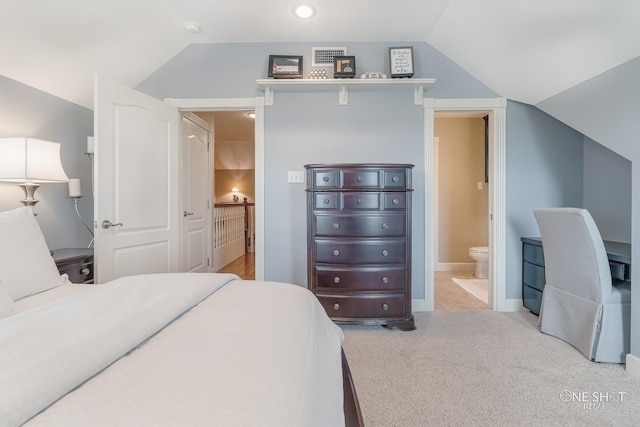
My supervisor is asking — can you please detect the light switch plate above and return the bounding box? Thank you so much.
[288,171,305,183]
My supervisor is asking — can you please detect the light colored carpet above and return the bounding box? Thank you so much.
[341,311,640,426]
[452,277,488,304]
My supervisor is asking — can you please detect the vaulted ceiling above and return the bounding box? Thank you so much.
[1,0,638,110]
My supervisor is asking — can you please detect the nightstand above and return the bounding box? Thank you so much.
[52,248,94,284]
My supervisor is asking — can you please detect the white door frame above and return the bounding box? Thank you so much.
[166,97,266,280]
[423,98,507,312]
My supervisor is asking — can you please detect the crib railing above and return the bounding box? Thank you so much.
[212,202,255,271]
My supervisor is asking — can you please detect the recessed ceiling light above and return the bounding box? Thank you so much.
[293,4,316,19]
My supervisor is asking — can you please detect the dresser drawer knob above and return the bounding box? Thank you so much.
[323,198,330,204]
[323,176,329,182]
[382,223,389,229]
[392,176,399,182]
[392,198,399,205]
[357,176,363,182]
[333,276,341,284]
[333,249,340,256]
[357,198,362,205]
[381,276,389,284]
[333,222,340,229]
[333,303,340,310]
[81,267,91,276]
[381,249,389,257]
[382,303,389,311]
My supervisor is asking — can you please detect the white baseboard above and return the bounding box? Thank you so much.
[436,263,475,272]
[626,353,640,378]
[412,299,427,312]
[412,298,525,313]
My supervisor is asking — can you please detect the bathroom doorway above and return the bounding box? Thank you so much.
[434,112,490,310]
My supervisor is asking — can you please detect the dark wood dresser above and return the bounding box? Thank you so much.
[305,163,415,330]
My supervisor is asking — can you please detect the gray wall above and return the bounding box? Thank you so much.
[537,57,639,357]
[505,101,584,299]
[0,75,94,250]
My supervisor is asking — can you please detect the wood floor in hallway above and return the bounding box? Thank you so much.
[219,255,488,310]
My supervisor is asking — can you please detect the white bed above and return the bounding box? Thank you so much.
[0,207,362,427]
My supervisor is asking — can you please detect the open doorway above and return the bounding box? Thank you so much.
[434,112,490,310]
[193,110,256,279]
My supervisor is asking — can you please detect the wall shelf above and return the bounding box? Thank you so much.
[256,78,436,106]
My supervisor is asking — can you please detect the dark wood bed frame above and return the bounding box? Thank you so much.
[342,349,364,427]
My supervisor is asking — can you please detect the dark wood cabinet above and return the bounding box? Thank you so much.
[306,163,415,330]
[52,248,94,284]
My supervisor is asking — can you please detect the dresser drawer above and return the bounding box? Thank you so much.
[523,242,545,266]
[313,193,339,210]
[523,261,546,291]
[316,294,406,318]
[315,239,406,264]
[383,193,406,210]
[315,214,405,237]
[311,169,339,188]
[315,266,406,291]
[343,192,379,210]
[343,169,379,188]
[383,169,407,188]
[523,285,543,315]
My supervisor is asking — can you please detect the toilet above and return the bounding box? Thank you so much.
[468,246,489,279]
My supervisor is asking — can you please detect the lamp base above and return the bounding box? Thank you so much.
[18,182,40,207]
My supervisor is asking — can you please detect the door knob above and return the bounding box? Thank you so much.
[101,220,123,229]
[183,211,194,217]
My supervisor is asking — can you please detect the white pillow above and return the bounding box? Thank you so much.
[0,206,66,300]
[0,281,15,319]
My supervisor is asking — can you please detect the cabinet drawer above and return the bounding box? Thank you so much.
[343,169,379,188]
[523,285,543,315]
[316,294,406,318]
[315,239,406,264]
[314,266,406,291]
[57,259,93,283]
[523,243,545,266]
[523,261,546,291]
[313,193,338,210]
[311,169,339,188]
[315,214,405,237]
[343,192,379,210]
[383,193,406,210]
[383,169,407,188]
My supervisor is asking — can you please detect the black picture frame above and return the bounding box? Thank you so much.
[268,55,303,79]
[389,46,414,78]
[333,56,356,79]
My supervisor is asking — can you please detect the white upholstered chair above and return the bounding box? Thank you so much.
[533,207,631,363]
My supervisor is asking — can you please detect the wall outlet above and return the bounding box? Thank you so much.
[288,171,305,183]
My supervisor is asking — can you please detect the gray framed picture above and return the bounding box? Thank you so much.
[268,55,303,79]
[389,46,414,78]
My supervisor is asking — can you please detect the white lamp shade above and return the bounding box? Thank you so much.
[0,137,69,183]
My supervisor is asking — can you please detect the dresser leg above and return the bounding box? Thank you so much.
[383,316,416,331]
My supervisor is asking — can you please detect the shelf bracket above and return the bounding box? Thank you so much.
[264,87,274,106]
[414,85,425,106]
[338,85,349,105]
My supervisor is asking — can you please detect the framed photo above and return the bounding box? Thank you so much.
[389,46,414,78]
[268,55,303,79]
[333,56,356,78]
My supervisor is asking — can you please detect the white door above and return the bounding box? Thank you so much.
[181,113,211,272]
[94,76,180,283]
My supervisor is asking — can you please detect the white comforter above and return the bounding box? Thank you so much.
[0,273,345,427]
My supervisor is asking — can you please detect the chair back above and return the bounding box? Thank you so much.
[533,208,611,303]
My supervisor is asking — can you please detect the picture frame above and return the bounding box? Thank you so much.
[333,56,356,79]
[389,46,414,78]
[268,55,303,79]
